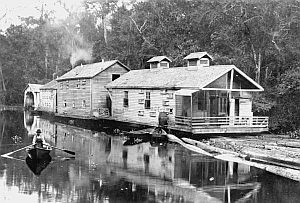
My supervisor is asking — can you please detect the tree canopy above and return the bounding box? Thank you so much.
[0,0,299,133]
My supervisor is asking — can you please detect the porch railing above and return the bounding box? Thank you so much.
[174,116,269,128]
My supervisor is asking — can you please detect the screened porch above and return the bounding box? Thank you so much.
[173,89,269,134]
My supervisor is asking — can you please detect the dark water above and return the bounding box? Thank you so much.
[1,111,300,203]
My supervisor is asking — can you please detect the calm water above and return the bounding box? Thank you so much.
[1,111,300,203]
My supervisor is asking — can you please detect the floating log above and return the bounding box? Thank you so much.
[166,134,213,157]
[214,154,300,182]
[182,137,240,157]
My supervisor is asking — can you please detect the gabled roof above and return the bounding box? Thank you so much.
[56,60,130,81]
[40,79,58,90]
[24,84,43,93]
[147,56,172,63]
[183,52,213,60]
[106,65,263,91]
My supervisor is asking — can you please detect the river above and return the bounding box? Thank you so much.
[0,110,300,203]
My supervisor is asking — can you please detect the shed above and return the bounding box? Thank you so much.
[24,84,43,110]
[56,60,130,118]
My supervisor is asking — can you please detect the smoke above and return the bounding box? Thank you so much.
[45,0,94,68]
[70,48,93,67]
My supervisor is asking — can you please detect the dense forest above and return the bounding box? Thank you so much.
[0,0,299,134]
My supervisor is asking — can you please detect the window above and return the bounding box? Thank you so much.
[198,91,207,110]
[66,81,69,89]
[150,63,157,69]
[160,62,168,68]
[82,80,86,89]
[145,92,151,109]
[82,100,86,107]
[123,91,129,107]
[162,100,169,106]
[167,93,173,99]
[149,111,156,117]
[76,80,80,89]
[60,82,63,89]
[72,101,75,108]
[200,59,209,65]
[138,99,144,104]
[188,59,197,66]
[112,74,120,81]
[138,110,144,116]
[63,100,67,107]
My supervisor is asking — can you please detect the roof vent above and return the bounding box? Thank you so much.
[184,52,213,68]
[147,56,172,69]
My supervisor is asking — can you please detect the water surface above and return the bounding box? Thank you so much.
[1,110,300,203]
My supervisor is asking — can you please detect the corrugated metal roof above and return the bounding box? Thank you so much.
[147,56,172,63]
[106,65,235,89]
[56,60,130,81]
[40,79,58,90]
[183,52,213,60]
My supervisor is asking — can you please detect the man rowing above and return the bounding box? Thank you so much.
[32,129,49,148]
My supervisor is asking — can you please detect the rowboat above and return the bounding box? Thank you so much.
[25,153,52,175]
[26,145,52,160]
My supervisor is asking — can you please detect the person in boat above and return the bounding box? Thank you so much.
[32,129,49,148]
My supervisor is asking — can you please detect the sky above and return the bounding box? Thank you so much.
[0,0,84,31]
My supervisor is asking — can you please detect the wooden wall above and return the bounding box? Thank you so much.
[39,89,57,113]
[56,63,129,117]
[57,78,92,116]
[111,88,176,126]
[92,64,129,111]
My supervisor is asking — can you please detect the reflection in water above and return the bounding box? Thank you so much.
[25,154,52,176]
[1,111,300,203]
[24,110,40,135]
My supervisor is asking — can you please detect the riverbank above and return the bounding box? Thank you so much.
[172,133,300,181]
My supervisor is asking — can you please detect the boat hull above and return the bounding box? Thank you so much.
[26,146,52,160]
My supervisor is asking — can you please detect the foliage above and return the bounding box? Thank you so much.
[0,0,299,132]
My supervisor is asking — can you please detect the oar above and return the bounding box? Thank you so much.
[1,144,33,158]
[51,146,75,155]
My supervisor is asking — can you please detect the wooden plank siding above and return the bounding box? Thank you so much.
[91,64,129,110]
[56,63,129,118]
[111,88,176,126]
[39,89,57,113]
[57,78,92,117]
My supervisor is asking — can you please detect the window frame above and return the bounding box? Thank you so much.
[123,91,129,107]
[145,91,151,109]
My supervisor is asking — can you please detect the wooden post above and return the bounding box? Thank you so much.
[229,69,235,125]
[90,79,93,113]
[190,94,193,128]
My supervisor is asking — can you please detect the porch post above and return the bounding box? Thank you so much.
[229,69,234,125]
[190,94,193,127]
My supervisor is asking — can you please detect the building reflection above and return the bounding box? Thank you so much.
[23,111,40,136]
[3,115,300,202]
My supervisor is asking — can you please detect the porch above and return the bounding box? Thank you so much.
[173,87,269,134]
[172,116,269,134]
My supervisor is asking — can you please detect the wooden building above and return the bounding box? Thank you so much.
[56,60,130,118]
[38,79,58,113]
[106,52,269,134]
[24,84,43,110]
